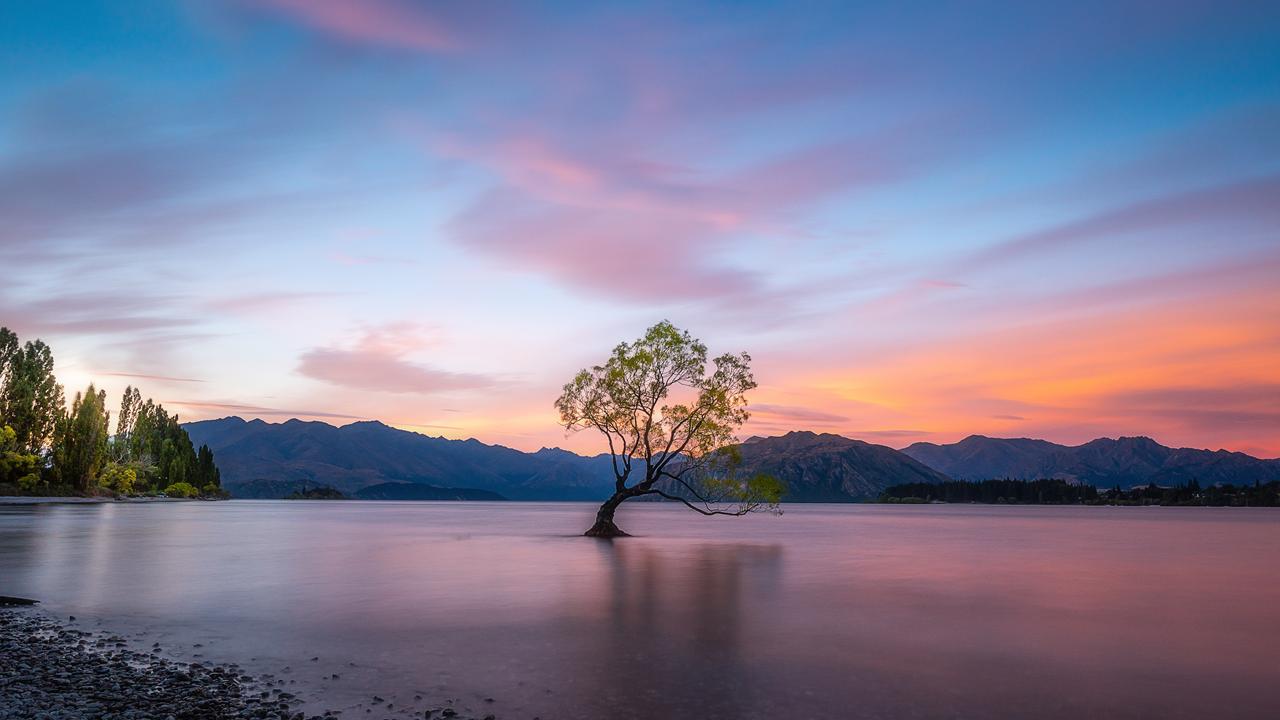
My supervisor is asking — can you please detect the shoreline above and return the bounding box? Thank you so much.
[1,606,320,720]
[0,606,497,720]
[0,496,206,506]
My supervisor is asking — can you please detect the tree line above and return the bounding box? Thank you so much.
[879,478,1280,507]
[879,479,1100,504]
[0,327,223,499]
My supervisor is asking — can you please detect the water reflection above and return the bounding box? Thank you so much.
[1,502,1277,719]
[565,541,784,718]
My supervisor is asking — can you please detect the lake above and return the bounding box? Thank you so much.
[1,501,1277,719]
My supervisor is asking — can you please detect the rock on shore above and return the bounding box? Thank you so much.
[0,608,328,720]
[1,608,503,720]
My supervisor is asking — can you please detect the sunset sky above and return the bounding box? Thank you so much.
[2,1,1278,457]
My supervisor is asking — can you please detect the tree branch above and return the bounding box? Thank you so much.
[644,489,752,516]
[660,471,714,504]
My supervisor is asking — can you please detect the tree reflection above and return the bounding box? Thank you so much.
[566,540,783,719]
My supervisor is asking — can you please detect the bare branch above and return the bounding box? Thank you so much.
[644,489,753,516]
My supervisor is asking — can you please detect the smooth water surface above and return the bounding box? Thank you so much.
[1,501,1277,719]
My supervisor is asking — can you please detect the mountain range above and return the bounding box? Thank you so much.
[183,418,947,501]
[902,435,1280,487]
[736,431,948,499]
[183,417,1279,501]
[183,417,616,500]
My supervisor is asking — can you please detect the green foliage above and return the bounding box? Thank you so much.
[162,481,199,498]
[195,444,221,491]
[0,328,65,454]
[112,385,142,462]
[1,424,42,491]
[0,327,222,499]
[52,384,111,493]
[16,472,42,493]
[557,320,782,521]
[201,483,230,499]
[120,399,207,494]
[2,421,43,495]
[99,463,137,495]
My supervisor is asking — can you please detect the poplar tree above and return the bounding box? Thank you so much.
[53,384,110,493]
[0,328,64,454]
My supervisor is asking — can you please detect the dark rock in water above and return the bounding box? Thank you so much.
[0,596,39,606]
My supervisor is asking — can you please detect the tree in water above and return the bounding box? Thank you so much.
[556,321,784,537]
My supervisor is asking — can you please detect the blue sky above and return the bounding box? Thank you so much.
[3,1,1279,455]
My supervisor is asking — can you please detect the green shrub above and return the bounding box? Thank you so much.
[99,463,137,495]
[17,473,42,493]
[162,481,198,498]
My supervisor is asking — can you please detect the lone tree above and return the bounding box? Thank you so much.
[556,321,784,537]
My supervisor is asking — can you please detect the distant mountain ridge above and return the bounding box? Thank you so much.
[902,435,1280,487]
[183,418,949,501]
[734,431,949,500]
[183,417,617,500]
[183,417,1279,501]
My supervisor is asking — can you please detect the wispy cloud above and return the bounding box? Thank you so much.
[248,0,460,52]
[0,290,199,337]
[958,175,1280,273]
[749,403,850,425]
[99,371,205,384]
[169,400,364,420]
[297,324,493,394]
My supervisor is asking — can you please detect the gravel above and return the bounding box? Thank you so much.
[0,608,500,720]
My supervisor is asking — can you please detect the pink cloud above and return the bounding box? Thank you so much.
[449,187,755,302]
[749,403,850,425]
[297,325,492,394]
[253,0,458,52]
[441,129,918,306]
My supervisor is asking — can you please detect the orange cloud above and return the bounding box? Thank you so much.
[775,284,1280,457]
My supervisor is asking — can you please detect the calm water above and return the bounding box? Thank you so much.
[1,501,1277,719]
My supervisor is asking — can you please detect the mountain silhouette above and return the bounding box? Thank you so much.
[902,435,1280,487]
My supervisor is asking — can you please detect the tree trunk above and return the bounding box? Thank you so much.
[584,491,629,537]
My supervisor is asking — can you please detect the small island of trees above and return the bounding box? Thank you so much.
[0,327,223,499]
